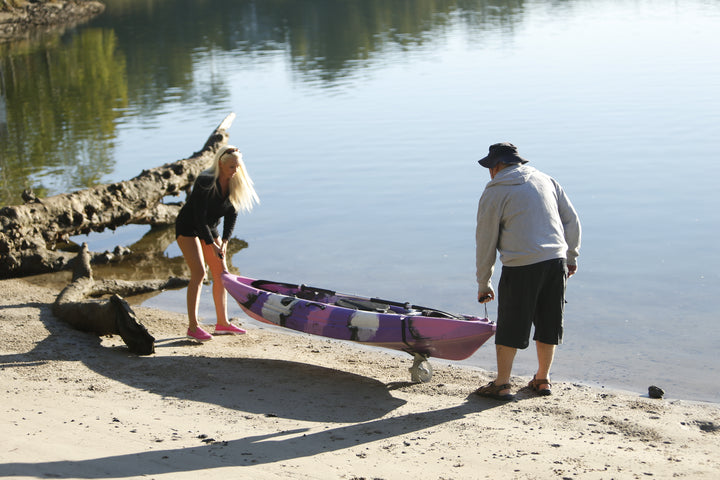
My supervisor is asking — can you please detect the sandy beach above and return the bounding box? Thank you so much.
[1,276,719,480]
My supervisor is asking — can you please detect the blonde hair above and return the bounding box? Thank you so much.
[208,145,259,213]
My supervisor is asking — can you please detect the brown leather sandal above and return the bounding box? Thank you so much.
[528,375,552,396]
[474,381,514,401]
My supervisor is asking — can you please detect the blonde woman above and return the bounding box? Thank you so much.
[175,146,259,341]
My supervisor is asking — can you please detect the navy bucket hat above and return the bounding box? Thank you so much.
[478,142,529,168]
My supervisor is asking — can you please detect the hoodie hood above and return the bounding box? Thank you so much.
[486,164,535,188]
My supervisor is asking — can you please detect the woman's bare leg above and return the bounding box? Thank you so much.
[202,240,230,327]
[177,235,207,330]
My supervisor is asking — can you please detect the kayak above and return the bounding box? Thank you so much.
[222,273,496,381]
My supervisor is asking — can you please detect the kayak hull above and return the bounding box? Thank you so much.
[222,273,495,361]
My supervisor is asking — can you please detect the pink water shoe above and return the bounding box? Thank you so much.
[214,323,247,335]
[187,326,212,342]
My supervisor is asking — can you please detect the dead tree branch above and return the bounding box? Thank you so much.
[0,113,236,278]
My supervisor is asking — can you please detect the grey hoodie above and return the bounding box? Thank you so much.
[475,164,581,291]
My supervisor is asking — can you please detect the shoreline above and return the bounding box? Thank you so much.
[140,284,720,405]
[2,276,719,478]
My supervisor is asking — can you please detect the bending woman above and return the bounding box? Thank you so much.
[175,146,259,341]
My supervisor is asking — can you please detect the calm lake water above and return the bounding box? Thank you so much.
[2,0,719,403]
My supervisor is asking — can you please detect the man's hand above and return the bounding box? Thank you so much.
[567,264,577,278]
[478,290,495,303]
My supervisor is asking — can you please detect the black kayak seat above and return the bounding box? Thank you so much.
[335,297,390,313]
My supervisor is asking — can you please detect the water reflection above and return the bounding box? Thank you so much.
[97,0,530,84]
[67,224,247,284]
[0,28,127,203]
[1,0,541,205]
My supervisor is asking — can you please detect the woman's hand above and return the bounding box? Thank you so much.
[213,241,224,259]
[213,240,229,271]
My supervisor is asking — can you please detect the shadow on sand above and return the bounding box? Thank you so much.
[1,297,504,478]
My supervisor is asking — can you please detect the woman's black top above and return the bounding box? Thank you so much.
[175,173,238,245]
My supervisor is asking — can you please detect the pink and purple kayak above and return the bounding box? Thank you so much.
[222,273,495,362]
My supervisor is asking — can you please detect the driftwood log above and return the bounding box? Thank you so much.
[52,243,189,355]
[0,113,235,278]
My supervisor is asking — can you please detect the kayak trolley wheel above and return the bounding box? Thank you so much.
[409,353,433,383]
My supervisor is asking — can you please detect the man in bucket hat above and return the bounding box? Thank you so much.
[474,142,581,400]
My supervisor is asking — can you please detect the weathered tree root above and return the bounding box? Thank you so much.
[52,243,189,355]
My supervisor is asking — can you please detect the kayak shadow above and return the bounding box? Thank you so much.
[98,351,407,424]
[5,304,406,424]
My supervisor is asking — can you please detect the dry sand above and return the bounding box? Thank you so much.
[2,276,719,479]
